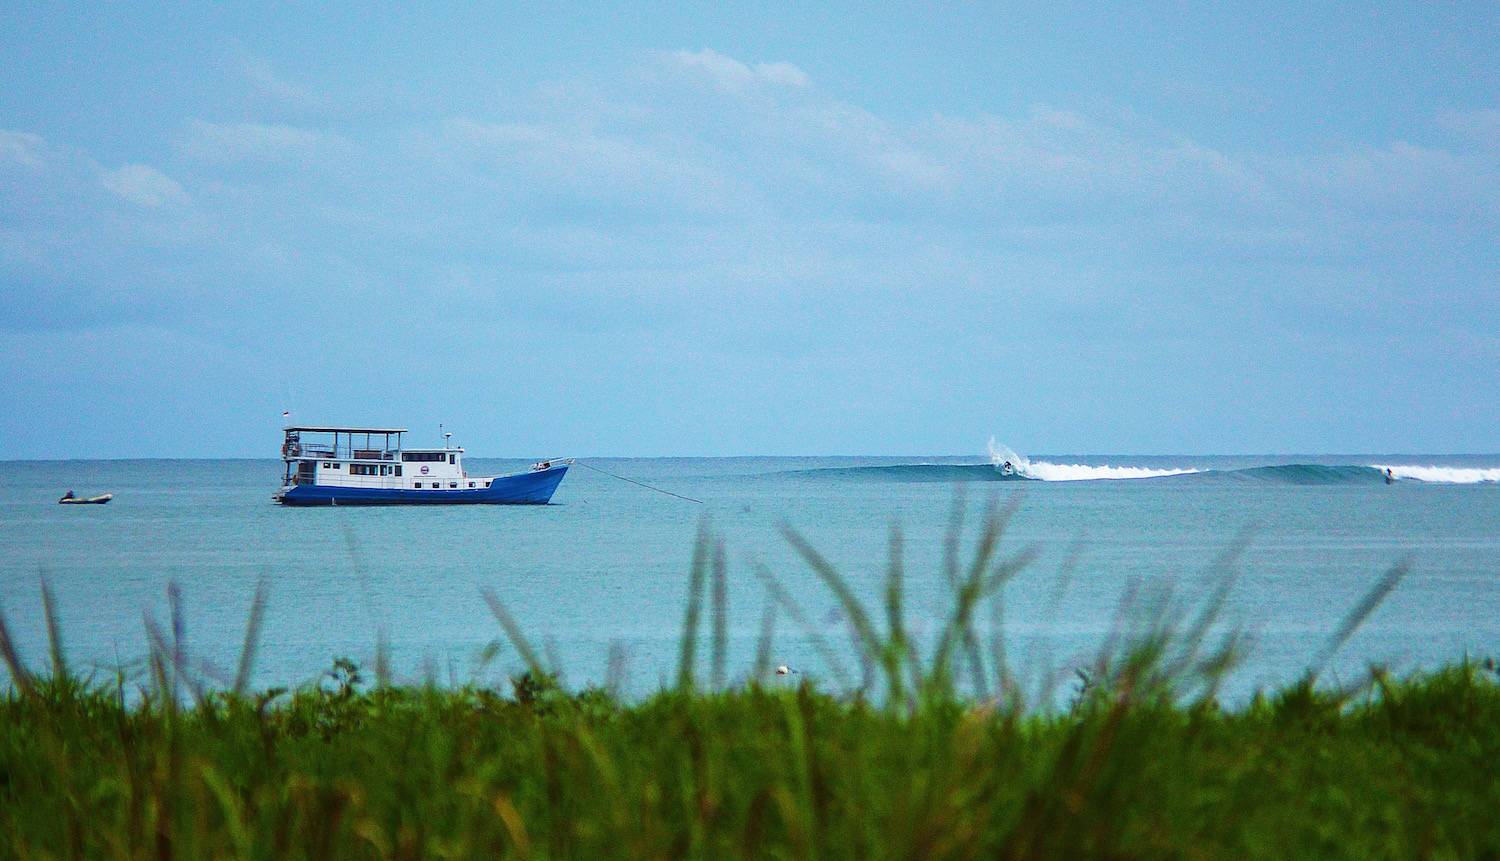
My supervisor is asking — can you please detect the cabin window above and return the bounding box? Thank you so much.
[449,481,458,488]
[401,452,446,462]
[448,454,455,465]
[394,466,402,476]
[468,482,475,488]
[322,462,330,468]
[484,480,491,487]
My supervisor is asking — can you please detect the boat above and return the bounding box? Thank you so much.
[59,491,112,505]
[273,426,569,506]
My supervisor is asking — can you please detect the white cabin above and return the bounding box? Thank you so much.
[279,426,496,492]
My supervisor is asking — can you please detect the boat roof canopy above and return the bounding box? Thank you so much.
[284,426,407,434]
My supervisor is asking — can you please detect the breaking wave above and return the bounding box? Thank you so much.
[1216,463,1499,484]
[773,444,1499,485]
[986,439,1199,482]
[1369,464,1500,484]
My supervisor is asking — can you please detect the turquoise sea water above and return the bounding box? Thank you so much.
[1,454,1497,700]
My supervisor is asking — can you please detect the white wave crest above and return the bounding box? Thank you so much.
[987,438,1199,482]
[1369,464,1500,484]
[1023,462,1202,482]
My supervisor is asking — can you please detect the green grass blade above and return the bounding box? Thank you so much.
[232,577,268,697]
[483,588,546,677]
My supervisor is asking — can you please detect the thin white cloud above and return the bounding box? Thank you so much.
[0,129,47,168]
[444,117,672,176]
[754,61,810,88]
[177,119,346,163]
[441,117,733,213]
[1436,107,1500,146]
[797,102,951,191]
[668,49,810,92]
[1283,140,1497,218]
[100,164,189,208]
[233,48,324,109]
[100,164,189,207]
[911,107,1263,205]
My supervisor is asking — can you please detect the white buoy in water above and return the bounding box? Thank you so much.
[775,665,790,675]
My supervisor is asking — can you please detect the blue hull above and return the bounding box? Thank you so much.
[278,465,567,506]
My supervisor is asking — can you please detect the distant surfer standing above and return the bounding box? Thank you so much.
[1001,460,1015,476]
[1385,468,1394,485]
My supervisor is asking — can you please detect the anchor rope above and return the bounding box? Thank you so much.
[573,461,703,504]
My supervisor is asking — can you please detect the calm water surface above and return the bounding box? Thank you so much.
[1,455,1497,699]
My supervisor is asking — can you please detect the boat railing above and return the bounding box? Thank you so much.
[282,444,399,462]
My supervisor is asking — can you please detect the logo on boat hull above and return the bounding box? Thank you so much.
[420,466,430,474]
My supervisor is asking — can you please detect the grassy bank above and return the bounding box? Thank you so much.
[3,664,1500,858]
[2,509,1497,858]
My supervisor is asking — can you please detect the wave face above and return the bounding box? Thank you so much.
[1214,464,1388,485]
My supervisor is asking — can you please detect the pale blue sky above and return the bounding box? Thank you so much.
[2,4,1496,457]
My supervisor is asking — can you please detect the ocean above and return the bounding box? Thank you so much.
[2,453,1497,701]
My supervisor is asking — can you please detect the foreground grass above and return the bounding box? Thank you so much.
[3,665,1499,859]
[2,507,1497,858]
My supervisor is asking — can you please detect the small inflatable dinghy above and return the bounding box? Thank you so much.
[59,491,112,505]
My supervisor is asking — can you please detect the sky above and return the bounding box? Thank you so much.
[1,3,1496,458]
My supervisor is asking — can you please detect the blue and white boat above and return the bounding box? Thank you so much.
[274,426,568,506]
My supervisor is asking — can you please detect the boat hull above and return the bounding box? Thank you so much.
[277,465,568,506]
